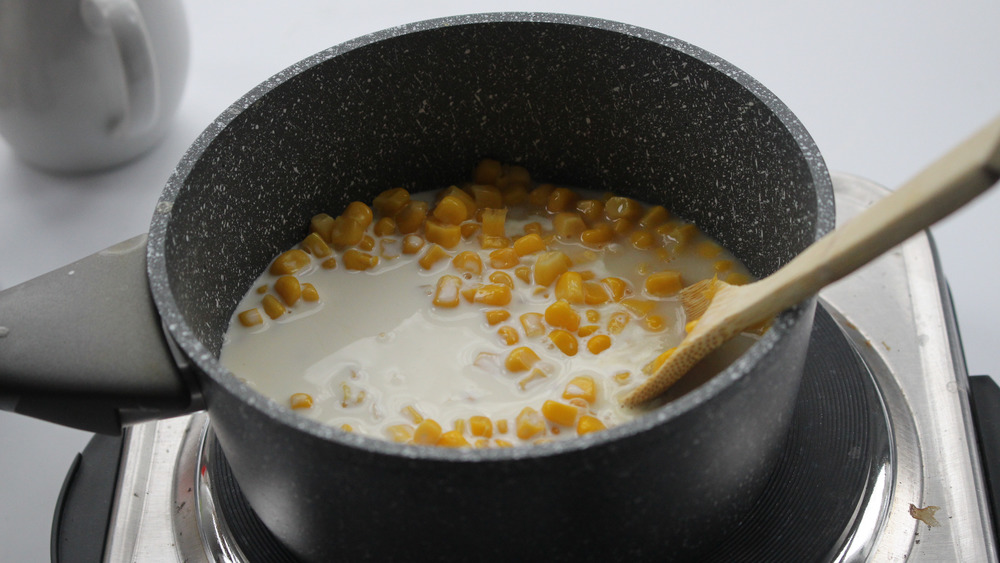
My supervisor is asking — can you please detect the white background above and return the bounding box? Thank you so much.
[2,1,999,561]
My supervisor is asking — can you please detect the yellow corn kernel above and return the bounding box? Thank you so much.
[585,309,600,323]
[358,234,375,251]
[541,400,580,427]
[379,238,400,260]
[418,244,450,270]
[413,419,443,445]
[439,186,477,217]
[343,249,379,271]
[425,219,462,249]
[274,275,302,306]
[469,416,493,438]
[577,415,607,436]
[436,430,470,448]
[321,256,337,269]
[512,233,546,256]
[433,275,463,308]
[262,294,286,319]
[685,319,699,333]
[488,271,514,288]
[474,284,512,306]
[522,221,543,235]
[481,208,507,238]
[474,159,502,184]
[373,217,396,237]
[289,393,313,410]
[548,329,579,356]
[622,298,656,318]
[613,371,631,385]
[451,251,483,275]
[402,405,424,424]
[330,217,367,248]
[469,184,503,209]
[643,348,675,375]
[501,184,528,206]
[587,334,612,355]
[517,368,548,390]
[394,200,429,234]
[489,248,519,269]
[310,213,337,242]
[582,282,609,305]
[301,232,333,258]
[256,284,268,294]
[576,199,604,223]
[402,234,425,255]
[238,308,263,327]
[604,196,644,221]
[554,271,585,304]
[629,229,656,249]
[269,249,311,275]
[546,187,578,213]
[295,283,317,304]
[485,310,511,325]
[497,326,520,346]
[474,438,491,448]
[697,240,723,259]
[533,251,573,287]
[343,201,373,227]
[373,187,410,217]
[386,424,414,443]
[505,347,540,372]
[562,375,597,403]
[646,315,666,331]
[432,195,469,225]
[639,205,670,229]
[460,285,478,303]
[479,235,510,249]
[514,266,532,283]
[580,223,615,246]
[577,325,599,337]
[726,272,752,286]
[612,218,637,237]
[527,183,554,207]
[545,300,581,332]
[496,419,509,434]
[460,222,480,240]
[516,407,546,440]
[713,259,734,273]
[669,223,699,249]
[494,438,513,448]
[607,311,630,334]
[601,277,629,301]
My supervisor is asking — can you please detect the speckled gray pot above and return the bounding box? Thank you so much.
[148,13,833,562]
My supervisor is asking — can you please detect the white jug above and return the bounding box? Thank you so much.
[0,0,189,172]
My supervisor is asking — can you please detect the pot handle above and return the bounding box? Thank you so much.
[0,235,201,435]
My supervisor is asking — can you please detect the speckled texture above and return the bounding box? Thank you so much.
[147,13,833,562]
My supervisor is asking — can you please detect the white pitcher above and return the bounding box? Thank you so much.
[0,0,188,172]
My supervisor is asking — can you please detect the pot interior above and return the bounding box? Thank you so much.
[153,14,831,394]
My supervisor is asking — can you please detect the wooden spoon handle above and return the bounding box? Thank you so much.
[758,114,1000,310]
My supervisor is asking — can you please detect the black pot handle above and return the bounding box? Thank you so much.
[0,235,201,435]
[969,374,1000,546]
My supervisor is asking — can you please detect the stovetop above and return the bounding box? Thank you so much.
[51,173,999,562]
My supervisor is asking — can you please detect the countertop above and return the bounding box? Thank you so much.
[2,1,999,561]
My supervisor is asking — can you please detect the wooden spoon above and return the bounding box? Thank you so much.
[621,114,1000,408]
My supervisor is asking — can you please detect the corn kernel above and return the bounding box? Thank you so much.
[580,223,615,246]
[519,312,545,337]
[437,430,470,448]
[343,201,374,227]
[330,217,367,248]
[513,233,546,256]
[475,439,491,448]
[481,208,507,238]
[256,285,268,294]
[554,271,585,304]
[577,415,607,436]
[697,241,723,259]
[379,238,400,260]
[373,217,396,237]
[485,310,511,325]
[601,277,629,301]
[433,275,463,308]
[517,368,548,390]
[289,393,313,410]
[607,311,630,334]
[310,213,336,242]
[440,186,477,217]
[321,256,337,269]
[402,234,425,255]
[461,222,480,239]
[262,294,286,319]
[469,416,493,438]
[639,205,670,229]
[583,282,609,305]
[238,308,263,327]
[301,232,333,258]
[432,195,469,225]
[460,286,478,303]
[474,159,502,184]
[585,309,601,323]
[395,200,429,234]
[685,319,699,333]
[494,438,513,448]
[413,419,443,445]
[522,222,543,235]
[418,244,450,270]
[496,419,509,434]
[425,218,462,249]
[713,259,734,273]
[514,266,532,283]
[469,184,503,209]
[545,300,581,332]
[587,334,612,355]
[646,315,666,331]
[451,251,483,275]
[402,405,424,424]
[726,272,752,286]
[270,249,311,275]
[489,248,519,269]
[533,251,572,286]
[629,229,656,249]
[474,284,512,306]
[497,326,520,346]
[343,249,379,270]
[386,424,414,443]
[577,325,599,337]
[613,371,631,385]
[301,283,318,303]
[622,298,656,318]
[274,275,302,306]
[505,347,540,372]
[541,400,580,426]
[488,271,514,288]
[373,187,410,217]
[548,329,579,356]
[546,187,578,213]
[563,375,597,403]
[643,348,675,375]
[527,184,554,207]
[516,407,546,440]
[479,235,511,249]
[576,199,604,223]
[501,184,528,206]
[604,196,644,221]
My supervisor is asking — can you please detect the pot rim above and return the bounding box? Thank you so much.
[147,12,834,462]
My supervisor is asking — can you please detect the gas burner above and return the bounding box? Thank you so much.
[51,173,998,562]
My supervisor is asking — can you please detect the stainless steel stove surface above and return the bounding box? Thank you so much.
[51,173,999,562]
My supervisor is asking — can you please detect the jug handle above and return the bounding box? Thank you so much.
[80,0,159,136]
[0,235,202,435]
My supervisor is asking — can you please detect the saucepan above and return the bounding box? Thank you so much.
[0,13,832,561]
